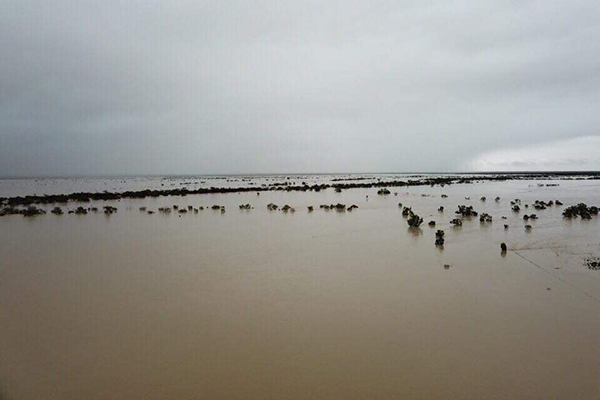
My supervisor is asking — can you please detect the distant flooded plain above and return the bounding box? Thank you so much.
[1,175,599,399]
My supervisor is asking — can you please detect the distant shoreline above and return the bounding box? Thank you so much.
[1,171,600,180]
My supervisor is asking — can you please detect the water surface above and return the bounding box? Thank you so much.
[1,176,599,399]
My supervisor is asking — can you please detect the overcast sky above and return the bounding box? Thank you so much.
[1,1,600,176]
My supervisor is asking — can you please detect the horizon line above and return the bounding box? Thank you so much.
[1,170,600,179]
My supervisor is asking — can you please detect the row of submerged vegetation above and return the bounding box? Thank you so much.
[2,173,596,208]
[2,188,598,228]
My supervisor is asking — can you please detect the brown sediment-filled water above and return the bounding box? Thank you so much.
[1,176,599,399]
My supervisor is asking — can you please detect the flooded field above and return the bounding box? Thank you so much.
[1,175,599,399]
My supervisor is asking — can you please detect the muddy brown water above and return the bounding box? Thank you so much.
[1,178,599,399]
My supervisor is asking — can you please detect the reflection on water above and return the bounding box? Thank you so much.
[1,177,599,399]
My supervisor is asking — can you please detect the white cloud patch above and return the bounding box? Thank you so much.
[466,136,600,171]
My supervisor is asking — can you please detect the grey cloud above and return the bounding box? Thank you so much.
[1,0,600,176]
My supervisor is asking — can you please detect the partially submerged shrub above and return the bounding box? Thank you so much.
[563,203,598,219]
[407,213,423,227]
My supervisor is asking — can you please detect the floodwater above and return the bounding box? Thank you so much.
[1,176,599,399]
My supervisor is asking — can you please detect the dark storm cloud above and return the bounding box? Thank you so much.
[1,0,600,176]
